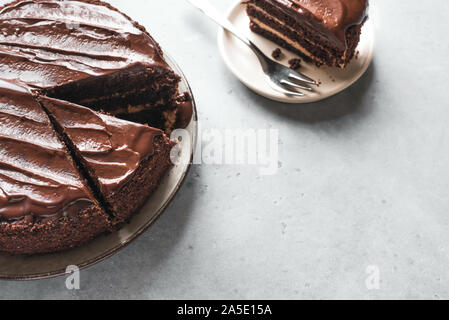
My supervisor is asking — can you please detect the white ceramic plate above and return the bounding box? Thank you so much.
[0,54,198,280]
[218,0,375,103]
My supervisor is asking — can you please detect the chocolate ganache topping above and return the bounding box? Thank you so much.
[0,79,95,221]
[267,0,368,49]
[40,97,164,194]
[0,0,169,89]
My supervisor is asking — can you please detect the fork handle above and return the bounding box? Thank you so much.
[188,0,251,45]
[187,0,269,67]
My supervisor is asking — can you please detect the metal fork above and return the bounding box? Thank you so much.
[186,0,318,97]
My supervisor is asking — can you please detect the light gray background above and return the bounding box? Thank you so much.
[2,0,449,299]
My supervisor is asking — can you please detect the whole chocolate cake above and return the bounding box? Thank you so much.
[245,0,369,68]
[0,80,110,255]
[0,0,193,255]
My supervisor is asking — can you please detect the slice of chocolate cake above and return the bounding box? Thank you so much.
[39,96,176,225]
[0,0,182,132]
[245,0,369,68]
[0,80,110,255]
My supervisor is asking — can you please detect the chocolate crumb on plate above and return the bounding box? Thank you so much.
[272,48,283,60]
[288,58,302,70]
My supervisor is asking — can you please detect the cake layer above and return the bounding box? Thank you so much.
[248,16,361,67]
[0,79,110,254]
[114,107,178,134]
[0,204,110,255]
[40,96,176,224]
[248,2,340,54]
[247,11,332,65]
[44,63,181,123]
[111,92,193,133]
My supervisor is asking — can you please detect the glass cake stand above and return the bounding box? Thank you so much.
[0,53,198,280]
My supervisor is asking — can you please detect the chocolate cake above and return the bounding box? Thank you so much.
[0,80,110,255]
[0,0,193,255]
[245,0,369,68]
[40,96,176,225]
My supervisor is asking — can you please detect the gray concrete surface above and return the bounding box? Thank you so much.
[1,0,449,299]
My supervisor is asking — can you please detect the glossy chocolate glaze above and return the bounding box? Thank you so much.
[264,0,368,50]
[0,0,170,89]
[0,79,94,221]
[40,97,164,195]
[175,92,194,129]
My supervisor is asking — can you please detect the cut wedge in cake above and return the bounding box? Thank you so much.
[39,96,177,226]
[0,0,184,133]
[0,80,110,255]
[245,0,369,68]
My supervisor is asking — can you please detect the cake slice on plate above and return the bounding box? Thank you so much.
[0,80,110,255]
[39,96,177,225]
[245,0,369,68]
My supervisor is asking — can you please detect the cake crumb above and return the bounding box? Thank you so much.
[272,48,283,60]
[288,58,302,70]
[176,91,191,103]
[355,50,360,59]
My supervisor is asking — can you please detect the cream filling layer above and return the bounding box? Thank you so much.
[250,17,326,64]
[247,4,332,52]
[248,4,349,66]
